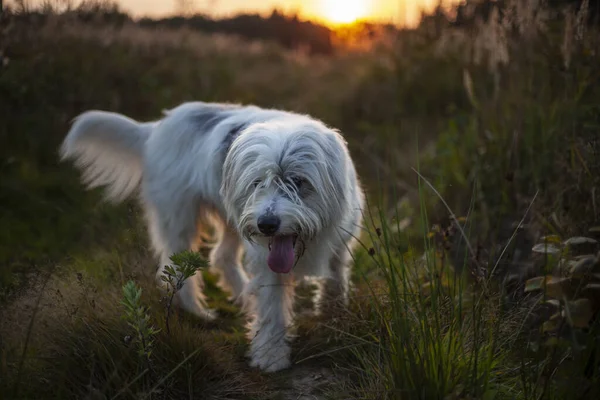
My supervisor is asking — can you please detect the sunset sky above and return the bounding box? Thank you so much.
[79,0,456,27]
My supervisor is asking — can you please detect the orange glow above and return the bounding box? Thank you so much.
[32,0,463,28]
[321,0,370,24]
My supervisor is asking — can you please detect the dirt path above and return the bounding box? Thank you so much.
[0,266,346,399]
[284,365,339,400]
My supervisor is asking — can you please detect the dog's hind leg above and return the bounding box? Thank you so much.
[146,201,216,321]
[313,246,353,316]
[317,216,362,314]
[209,223,248,304]
[325,248,352,305]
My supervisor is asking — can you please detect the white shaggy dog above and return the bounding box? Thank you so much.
[60,102,364,372]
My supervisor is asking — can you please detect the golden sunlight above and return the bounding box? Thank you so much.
[321,0,369,24]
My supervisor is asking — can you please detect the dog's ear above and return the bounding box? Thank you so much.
[220,132,250,223]
[317,129,349,208]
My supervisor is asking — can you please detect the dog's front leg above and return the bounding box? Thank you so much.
[244,252,295,372]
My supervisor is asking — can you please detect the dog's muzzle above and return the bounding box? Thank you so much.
[254,215,300,274]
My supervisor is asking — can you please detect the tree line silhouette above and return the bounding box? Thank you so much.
[3,0,597,55]
[138,10,334,54]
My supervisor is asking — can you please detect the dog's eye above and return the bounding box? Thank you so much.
[290,177,305,190]
[253,179,262,188]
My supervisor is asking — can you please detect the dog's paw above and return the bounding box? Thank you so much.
[182,304,218,321]
[175,292,218,321]
[225,292,244,307]
[198,308,218,321]
[248,342,292,372]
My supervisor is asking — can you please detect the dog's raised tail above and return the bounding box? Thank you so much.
[60,110,154,202]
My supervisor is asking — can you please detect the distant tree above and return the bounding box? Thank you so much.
[175,0,195,16]
[12,0,31,13]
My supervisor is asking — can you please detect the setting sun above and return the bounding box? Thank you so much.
[321,0,369,24]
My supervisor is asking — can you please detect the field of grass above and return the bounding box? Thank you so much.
[1,1,600,399]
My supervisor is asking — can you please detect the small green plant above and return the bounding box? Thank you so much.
[525,234,600,349]
[161,250,208,334]
[121,280,160,369]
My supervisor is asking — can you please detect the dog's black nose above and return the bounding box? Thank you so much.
[257,215,280,235]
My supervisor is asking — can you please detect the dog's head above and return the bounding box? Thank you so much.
[221,117,349,274]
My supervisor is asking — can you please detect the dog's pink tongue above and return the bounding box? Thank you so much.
[267,236,295,273]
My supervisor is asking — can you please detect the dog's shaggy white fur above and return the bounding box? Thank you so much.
[60,102,364,372]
